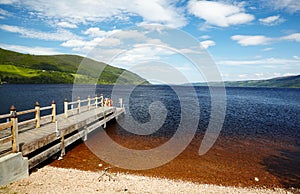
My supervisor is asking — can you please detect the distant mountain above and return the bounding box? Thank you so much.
[225,75,300,88]
[0,48,149,85]
[192,75,300,88]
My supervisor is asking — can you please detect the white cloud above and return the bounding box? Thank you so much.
[238,74,248,78]
[95,37,121,47]
[221,71,299,81]
[231,35,272,46]
[259,15,285,25]
[283,73,298,77]
[187,0,254,28]
[145,38,165,45]
[200,40,216,49]
[0,24,80,41]
[83,28,149,43]
[178,48,202,54]
[281,33,300,42]
[113,29,147,40]
[293,56,300,59]
[61,37,121,52]
[111,44,175,68]
[236,72,291,80]
[83,27,120,38]
[65,27,174,54]
[128,0,187,27]
[0,8,11,19]
[0,0,18,4]
[61,39,86,47]
[200,35,210,39]
[57,22,77,28]
[0,43,62,55]
[264,0,300,13]
[262,47,273,51]
[9,0,186,28]
[232,33,300,46]
[219,57,300,66]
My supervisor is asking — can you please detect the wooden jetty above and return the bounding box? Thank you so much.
[0,95,125,185]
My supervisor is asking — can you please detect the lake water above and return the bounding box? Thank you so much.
[1,84,300,187]
[0,84,299,139]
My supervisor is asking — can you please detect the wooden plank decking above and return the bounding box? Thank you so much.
[0,105,125,168]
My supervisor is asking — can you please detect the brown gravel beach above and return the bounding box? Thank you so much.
[48,128,300,189]
[2,133,299,193]
[2,166,293,194]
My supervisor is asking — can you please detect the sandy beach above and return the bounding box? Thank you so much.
[2,166,293,194]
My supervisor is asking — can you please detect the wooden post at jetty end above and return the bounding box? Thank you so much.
[10,105,19,153]
[35,102,40,128]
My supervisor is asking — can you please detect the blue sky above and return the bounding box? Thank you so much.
[0,0,299,82]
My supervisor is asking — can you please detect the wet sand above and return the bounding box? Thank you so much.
[49,128,300,189]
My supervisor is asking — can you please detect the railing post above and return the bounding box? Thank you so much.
[64,99,68,118]
[51,100,56,122]
[95,95,98,108]
[35,102,40,128]
[10,105,19,153]
[119,98,123,108]
[77,96,81,114]
[100,94,104,107]
[88,95,91,111]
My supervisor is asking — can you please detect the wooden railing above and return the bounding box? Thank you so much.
[0,95,123,154]
[0,112,14,150]
[0,101,56,153]
[64,94,117,118]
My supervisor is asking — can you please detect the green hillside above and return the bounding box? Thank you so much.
[225,75,300,88]
[0,48,149,85]
[191,75,300,88]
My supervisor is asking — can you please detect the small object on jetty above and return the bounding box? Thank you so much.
[58,156,63,160]
[254,177,259,182]
[98,163,103,167]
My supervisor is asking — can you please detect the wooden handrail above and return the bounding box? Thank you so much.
[0,121,12,131]
[0,101,57,153]
[17,109,36,115]
[18,118,36,126]
[0,113,11,120]
[64,94,105,118]
[0,135,12,144]
[40,106,52,111]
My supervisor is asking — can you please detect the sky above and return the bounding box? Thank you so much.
[0,0,299,83]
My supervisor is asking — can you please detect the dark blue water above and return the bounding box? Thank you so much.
[0,84,299,140]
